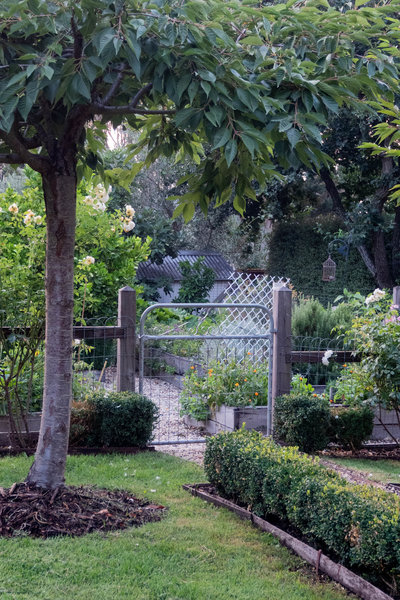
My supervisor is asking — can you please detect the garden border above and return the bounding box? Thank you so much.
[183,483,394,600]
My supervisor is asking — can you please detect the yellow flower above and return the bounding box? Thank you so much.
[190,366,195,370]
[235,382,239,387]
[244,378,248,382]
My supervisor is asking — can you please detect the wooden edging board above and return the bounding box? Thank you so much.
[183,483,394,600]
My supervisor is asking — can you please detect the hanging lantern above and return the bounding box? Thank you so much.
[322,255,336,281]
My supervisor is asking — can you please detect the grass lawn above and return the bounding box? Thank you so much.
[323,456,400,484]
[0,451,352,600]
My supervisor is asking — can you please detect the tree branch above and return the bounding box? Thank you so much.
[102,64,127,105]
[0,153,25,164]
[320,167,377,279]
[130,83,153,108]
[0,125,49,173]
[91,104,175,116]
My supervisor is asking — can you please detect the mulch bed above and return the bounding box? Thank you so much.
[0,482,166,538]
[321,446,400,460]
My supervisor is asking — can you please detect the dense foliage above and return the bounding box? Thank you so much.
[180,356,269,420]
[0,171,151,320]
[273,393,331,453]
[204,429,400,594]
[70,391,158,448]
[267,217,375,303]
[329,405,374,450]
[174,257,215,304]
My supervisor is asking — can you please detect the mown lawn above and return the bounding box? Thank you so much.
[323,456,400,484]
[0,452,352,600]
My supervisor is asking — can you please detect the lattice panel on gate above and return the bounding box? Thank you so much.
[203,272,289,361]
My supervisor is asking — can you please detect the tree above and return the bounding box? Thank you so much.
[0,0,399,489]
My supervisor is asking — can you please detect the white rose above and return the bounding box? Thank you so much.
[123,220,135,232]
[82,255,95,265]
[125,205,135,218]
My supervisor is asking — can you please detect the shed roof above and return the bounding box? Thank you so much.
[137,250,234,282]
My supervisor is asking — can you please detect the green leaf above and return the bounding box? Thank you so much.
[187,80,199,104]
[95,28,115,54]
[176,73,192,101]
[240,36,263,46]
[225,138,237,167]
[287,128,302,148]
[182,202,195,222]
[211,127,231,150]
[233,195,246,216]
[198,70,216,83]
[241,134,258,157]
[278,117,293,133]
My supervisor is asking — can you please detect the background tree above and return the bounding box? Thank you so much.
[0,0,399,490]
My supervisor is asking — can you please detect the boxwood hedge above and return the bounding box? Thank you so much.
[204,429,400,593]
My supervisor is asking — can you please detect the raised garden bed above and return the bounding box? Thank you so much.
[0,412,41,447]
[184,405,268,435]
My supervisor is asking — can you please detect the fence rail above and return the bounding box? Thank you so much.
[287,351,360,364]
[1,326,125,340]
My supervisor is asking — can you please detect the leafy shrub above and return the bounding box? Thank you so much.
[273,393,330,453]
[180,357,268,420]
[204,430,400,594]
[329,405,374,450]
[292,297,353,339]
[174,257,215,303]
[69,391,158,447]
[290,373,315,395]
[332,363,370,405]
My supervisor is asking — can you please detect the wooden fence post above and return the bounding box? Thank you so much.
[272,285,292,410]
[117,286,136,392]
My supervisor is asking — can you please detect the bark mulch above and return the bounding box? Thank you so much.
[321,446,400,460]
[0,482,167,538]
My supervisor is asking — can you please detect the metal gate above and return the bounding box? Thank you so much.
[138,303,275,446]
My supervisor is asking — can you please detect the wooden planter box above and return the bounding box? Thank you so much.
[184,405,268,435]
[0,412,41,446]
[371,406,400,441]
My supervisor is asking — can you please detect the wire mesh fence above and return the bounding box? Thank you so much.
[72,316,121,400]
[210,272,288,358]
[139,302,274,444]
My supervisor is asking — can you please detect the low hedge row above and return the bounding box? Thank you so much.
[204,429,400,593]
[70,391,158,447]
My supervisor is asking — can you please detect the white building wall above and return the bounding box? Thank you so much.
[156,281,229,303]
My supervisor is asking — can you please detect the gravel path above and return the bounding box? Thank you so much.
[140,377,206,465]
[98,369,207,465]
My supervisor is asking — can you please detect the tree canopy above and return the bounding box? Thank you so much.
[1,0,400,489]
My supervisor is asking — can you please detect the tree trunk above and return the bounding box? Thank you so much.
[372,156,394,289]
[373,230,393,289]
[26,169,77,489]
[392,206,400,281]
[319,168,377,281]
